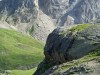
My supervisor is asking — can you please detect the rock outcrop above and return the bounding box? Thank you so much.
[34,24,100,75]
[44,24,100,63]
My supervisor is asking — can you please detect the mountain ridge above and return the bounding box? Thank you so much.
[0,0,100,41]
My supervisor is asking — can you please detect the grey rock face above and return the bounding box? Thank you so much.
[34,25,100,75]
[0,0,38,23]
[39,0,100,26]
[39,0,70,19]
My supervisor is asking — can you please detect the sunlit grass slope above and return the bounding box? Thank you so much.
[10,67,37,75]
[0,28,44,70]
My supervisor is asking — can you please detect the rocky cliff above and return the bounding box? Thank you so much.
[39,0,100,26]
[34,24,100,75]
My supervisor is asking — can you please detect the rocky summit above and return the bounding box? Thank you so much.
[34,24,100,75]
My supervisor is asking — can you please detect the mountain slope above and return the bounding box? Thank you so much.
[0,28,44,71]
[0,0,55,41]
[34,24,100,75]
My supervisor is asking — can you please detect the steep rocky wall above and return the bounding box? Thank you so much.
[0,0,38,22]
[39,0,100,26]
[59,0,100,26]
[39,0,70,19]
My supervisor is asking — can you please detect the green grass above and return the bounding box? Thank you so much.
[0,28,44,70]
[10,67,37,75]
[69,24,91,32]
[59,24,91,35]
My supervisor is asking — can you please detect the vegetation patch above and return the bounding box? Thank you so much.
[69,24,91,32]
[29,25,34,34]
[59,24,91,35]
[10,67,37,75]
[0,28,44,71]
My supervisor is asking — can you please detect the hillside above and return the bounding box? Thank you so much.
[0,28,44,72]
[34,24,100,75]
